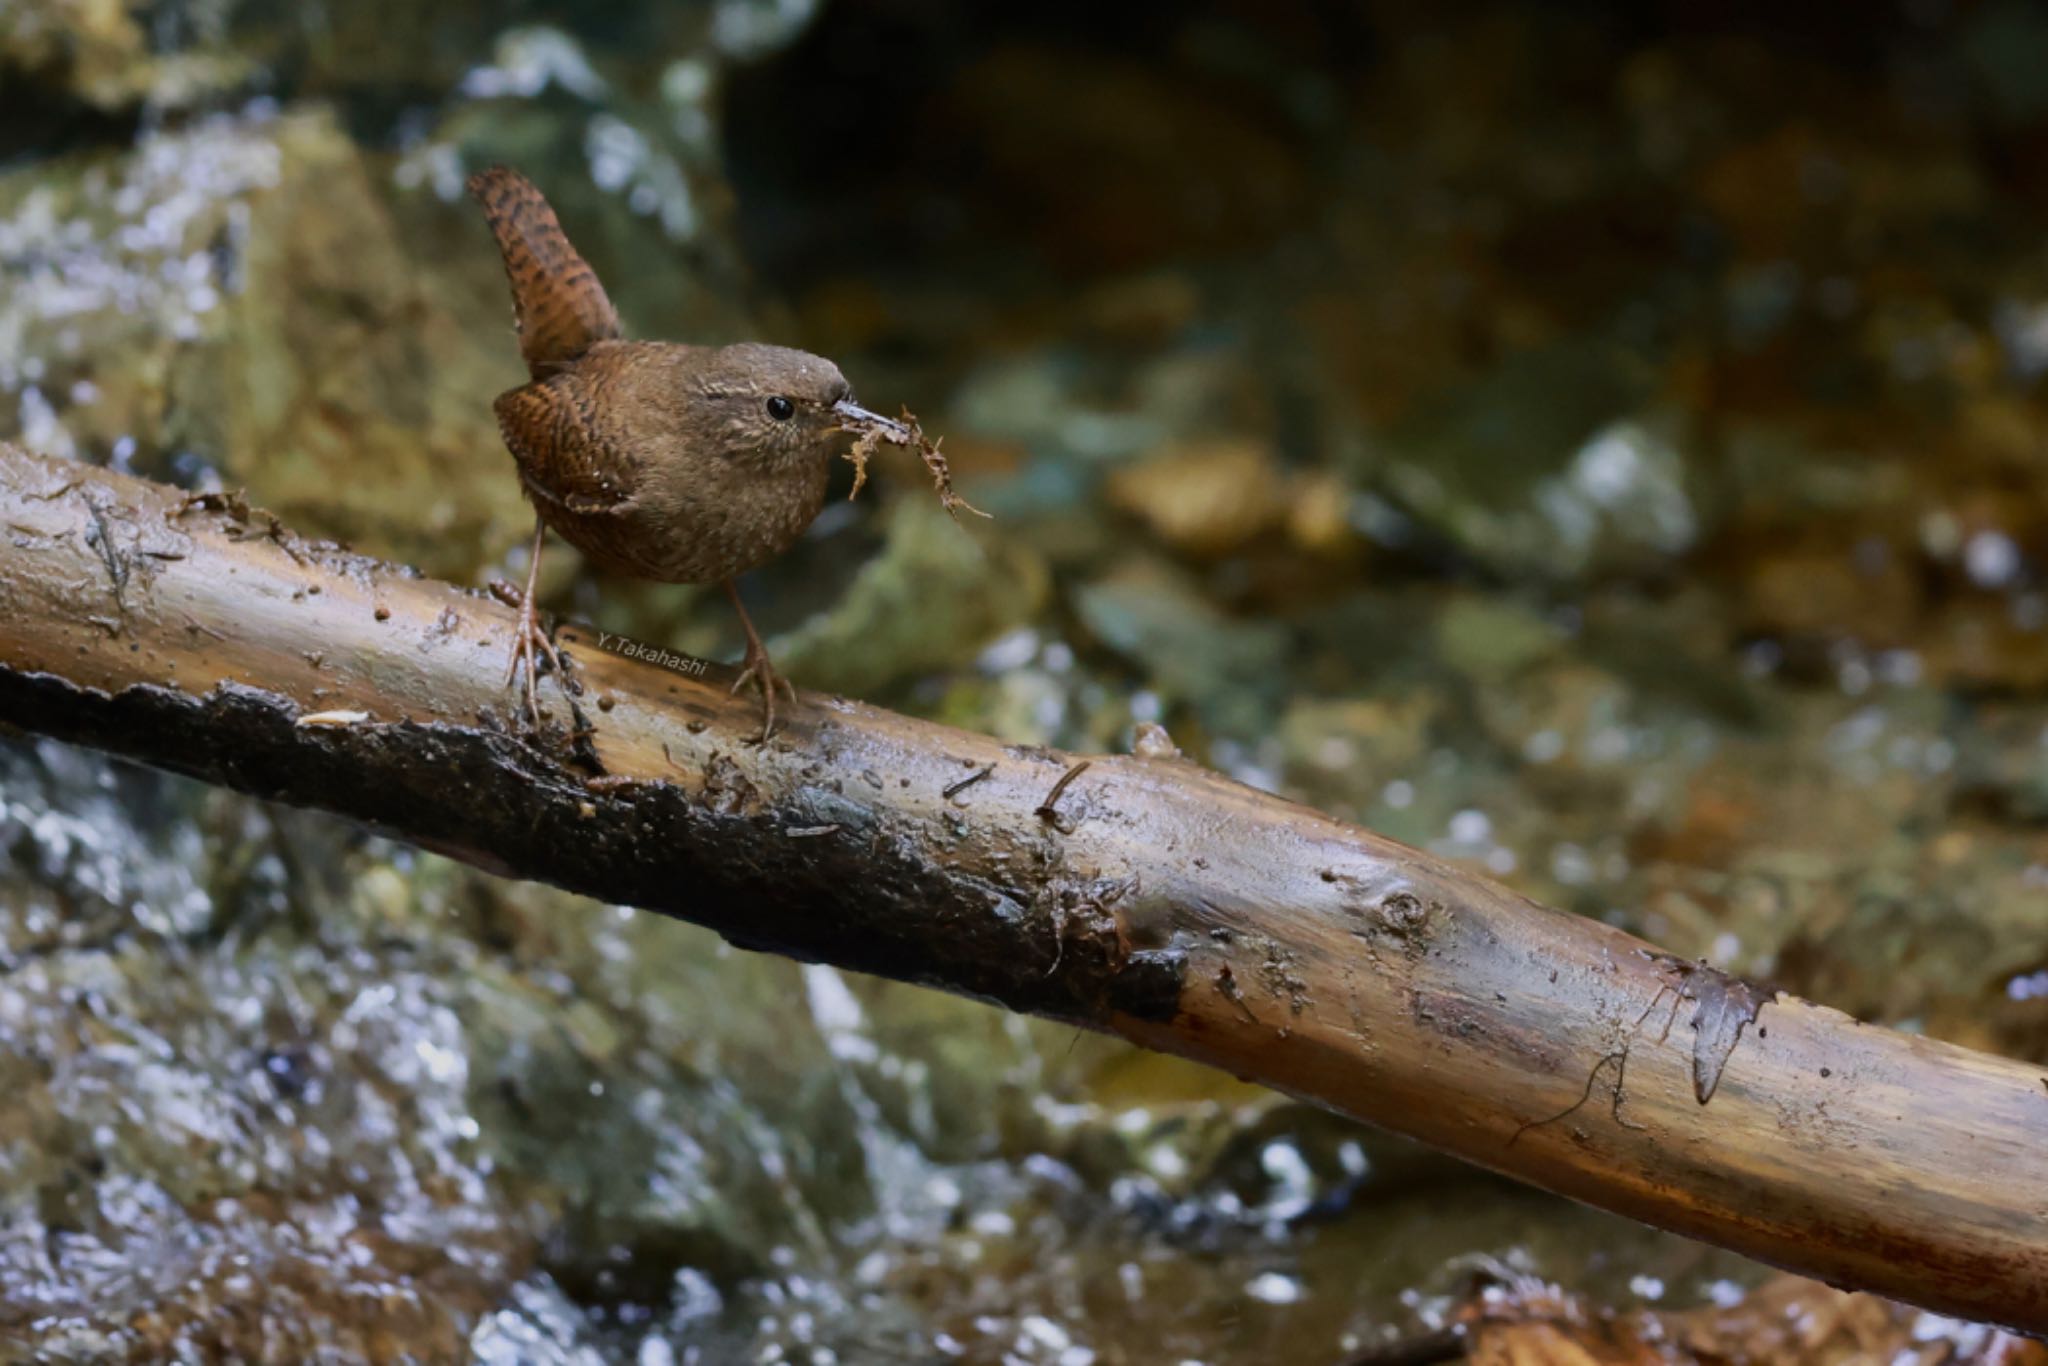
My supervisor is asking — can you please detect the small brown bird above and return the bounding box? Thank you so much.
[469,165,912,738]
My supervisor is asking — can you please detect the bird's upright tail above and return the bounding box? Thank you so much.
[467,166,622,379]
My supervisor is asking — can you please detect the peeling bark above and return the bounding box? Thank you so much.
[1,443,2046,1330]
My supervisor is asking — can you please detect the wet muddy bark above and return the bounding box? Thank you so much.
[1,442,2044,1330]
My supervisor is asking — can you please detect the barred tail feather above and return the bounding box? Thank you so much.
[467,166,622,379]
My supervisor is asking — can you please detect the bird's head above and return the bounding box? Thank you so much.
[690,343,894,471]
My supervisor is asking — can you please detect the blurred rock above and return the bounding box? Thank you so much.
[948,352,1168,469]
[1075,556,1290,736]
[772,495,1050,699]
[1277,695,1436,797]
[1433,595,1565,684]
[0,1,769,123]
[1372,348,1696,582]
[0,108,278,459]
[1107,437,1289,557]
[1738,542,1919,644]
[187,110,533,579]
[0,106,531,578]
[1417,1269,2046,1366]
[0,0,250,109]
[1284,470,1360,557]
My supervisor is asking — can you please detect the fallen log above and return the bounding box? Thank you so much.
[0,442,2043,1329]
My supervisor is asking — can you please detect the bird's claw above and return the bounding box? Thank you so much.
[504,592,565,730]
[731,642,795,741]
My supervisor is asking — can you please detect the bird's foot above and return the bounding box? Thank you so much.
[730,639,796,741]
[493,578,566,731]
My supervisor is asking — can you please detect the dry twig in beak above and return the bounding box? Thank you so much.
[835,400,990,520]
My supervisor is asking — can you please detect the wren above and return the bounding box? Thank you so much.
[469,166,906,738]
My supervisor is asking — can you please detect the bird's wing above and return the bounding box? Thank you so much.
[493,377,640,516]
[468,166,622,379]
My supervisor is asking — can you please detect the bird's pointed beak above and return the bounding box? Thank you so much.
[832,398,915,442]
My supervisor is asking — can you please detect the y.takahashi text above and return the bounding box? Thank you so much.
[593,632,708,678]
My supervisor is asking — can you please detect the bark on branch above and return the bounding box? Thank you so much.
[0,442,2043,1329]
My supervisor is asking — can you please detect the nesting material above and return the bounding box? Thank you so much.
[839,405,989,521]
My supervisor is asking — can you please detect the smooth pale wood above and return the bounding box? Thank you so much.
[0,443,2043,1328]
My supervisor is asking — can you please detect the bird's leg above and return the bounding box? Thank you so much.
[724,579,795,740]
[500,516,565,729]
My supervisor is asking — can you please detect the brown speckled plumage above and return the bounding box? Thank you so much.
[468,166,867,736]
[489,340,847,584]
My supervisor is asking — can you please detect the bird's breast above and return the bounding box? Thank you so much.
[535,456,830,586]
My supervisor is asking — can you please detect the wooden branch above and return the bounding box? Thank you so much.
[1,442,2044,1329]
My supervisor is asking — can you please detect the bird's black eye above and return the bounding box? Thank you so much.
[766,396,795,421]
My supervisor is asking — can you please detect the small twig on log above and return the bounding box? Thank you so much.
[0,442,2045,1331]
[1034,758,1091,832]
[943,762,995,803]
